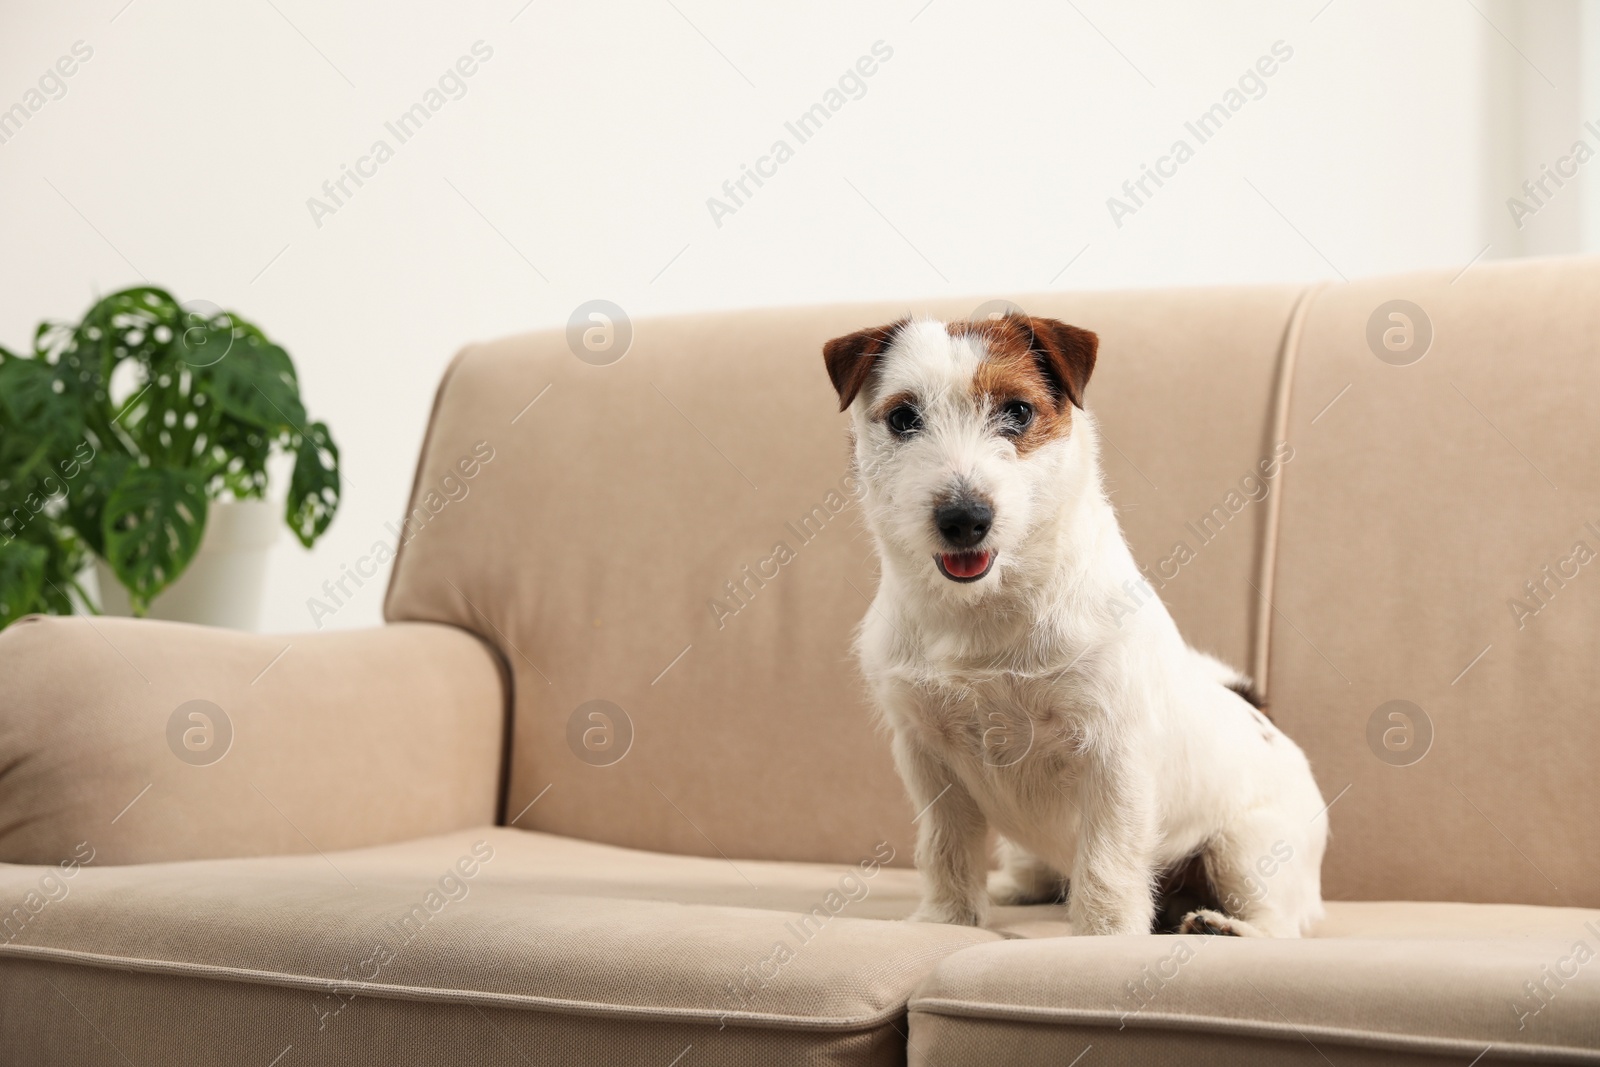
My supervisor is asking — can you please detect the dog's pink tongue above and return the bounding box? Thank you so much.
[941,550,991,578]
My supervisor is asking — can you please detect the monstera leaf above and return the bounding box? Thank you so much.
[0,352,83,467]
[207,338,305,431]
[56,452,126,560]
[0,540,47,629]
[102,466,209,614]
[288,420,340,549]
[0,288,341,630]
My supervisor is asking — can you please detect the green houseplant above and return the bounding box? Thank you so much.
[0,287,339,627]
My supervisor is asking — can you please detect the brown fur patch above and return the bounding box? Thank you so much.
[822,319,909,412]
[947,317,1079,456]
[950,312,1098,410]
[870,390,919,423]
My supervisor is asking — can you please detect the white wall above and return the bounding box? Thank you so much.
[1582,0,1600,251]
[1,0,1594,633]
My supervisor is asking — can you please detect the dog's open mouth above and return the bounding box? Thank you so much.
[936,550,995,583]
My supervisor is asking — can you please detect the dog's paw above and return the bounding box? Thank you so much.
[988,870,1068,906]
[907,900,988,927]
[1179,908,1247,937]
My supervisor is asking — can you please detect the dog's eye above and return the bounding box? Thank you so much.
[999,400,1034,434]
[886,404,923,437]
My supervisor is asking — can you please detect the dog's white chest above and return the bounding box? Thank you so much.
[890,666,1091,862]
[899,667,1090,777]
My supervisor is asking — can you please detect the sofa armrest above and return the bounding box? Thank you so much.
[0,615,506,865]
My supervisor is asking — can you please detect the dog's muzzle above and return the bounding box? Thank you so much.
[932,495,996,582]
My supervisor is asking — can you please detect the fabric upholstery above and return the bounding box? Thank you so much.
[384,287,1301,867]
[1,965,908,1067]
[6,260,1600,1066]
[909,908,1600,1065]
[0,616,504,864]
[1266,257,1600,907]
[0,827,998,1065]
[6,826,1598,1065]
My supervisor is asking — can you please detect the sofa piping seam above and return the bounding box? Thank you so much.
[0,943,910,1033]
[1250,282,1326,695]
[908,998,1599,1063]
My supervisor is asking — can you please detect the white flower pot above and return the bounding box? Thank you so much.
[94,498,279,631]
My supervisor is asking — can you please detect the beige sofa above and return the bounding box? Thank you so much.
[3,257,1598,1065]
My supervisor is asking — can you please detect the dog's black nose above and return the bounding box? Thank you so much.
[935,499,993,548]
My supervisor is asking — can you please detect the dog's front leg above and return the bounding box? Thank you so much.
[894,734,989,926]
[1068,749,1157,935]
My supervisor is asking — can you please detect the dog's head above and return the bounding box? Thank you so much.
[823,313,1098,592]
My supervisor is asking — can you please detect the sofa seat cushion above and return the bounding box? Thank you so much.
[908,902,1600,1066]
[0,827,1017,1067]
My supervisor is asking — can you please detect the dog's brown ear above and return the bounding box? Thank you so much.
[822,320,906,412]
[1023,317,1098,410]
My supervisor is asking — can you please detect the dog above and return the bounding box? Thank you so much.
[822,313,1327,937]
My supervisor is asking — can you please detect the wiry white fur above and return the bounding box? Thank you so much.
[849,320,1328,937]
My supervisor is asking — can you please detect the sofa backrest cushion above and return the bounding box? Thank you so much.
[385,287,1300,866]
[1267,257,1600,907]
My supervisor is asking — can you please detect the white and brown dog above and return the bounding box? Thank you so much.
[823,314,1327,937]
